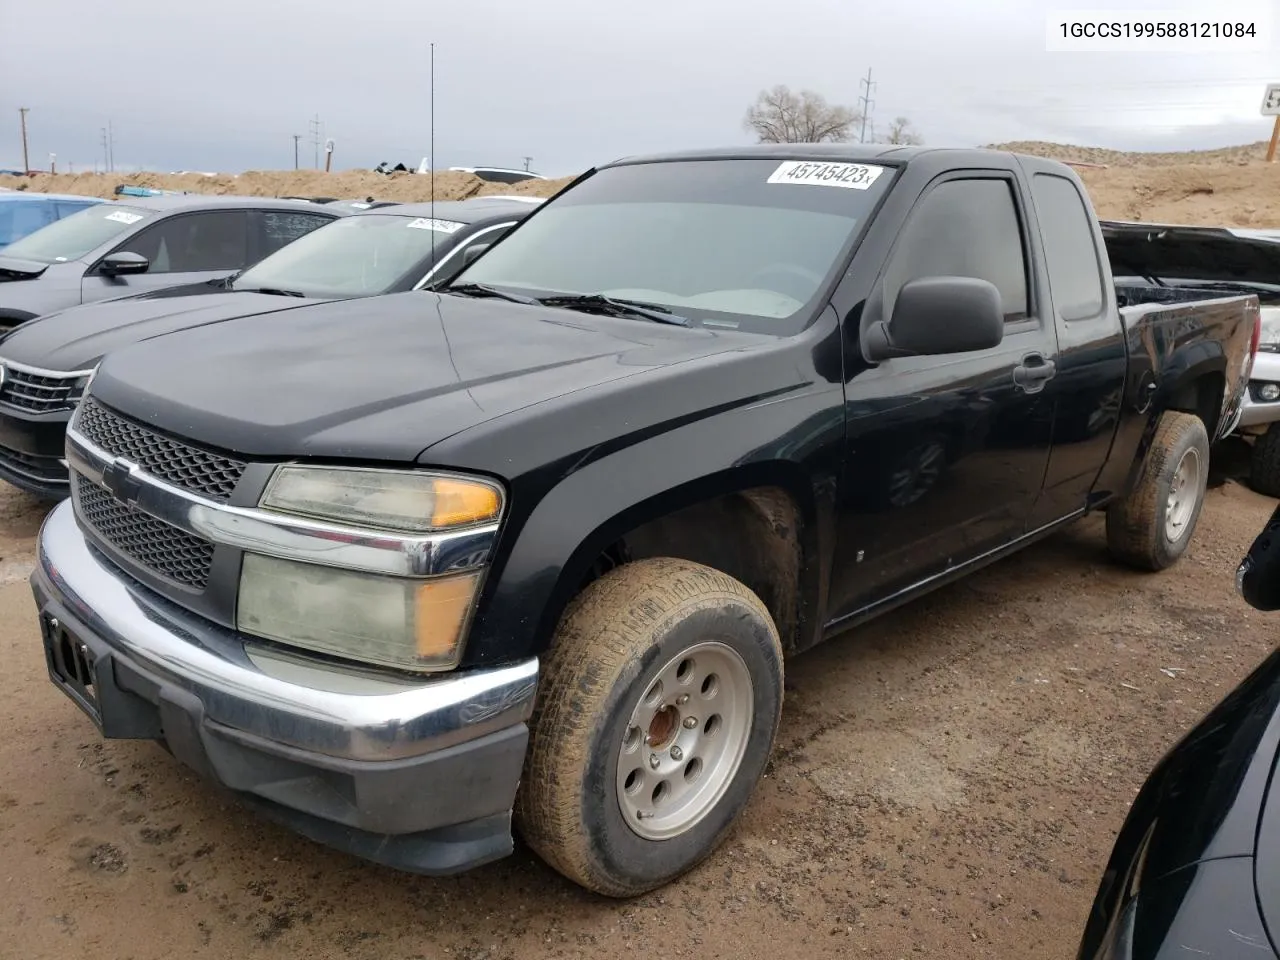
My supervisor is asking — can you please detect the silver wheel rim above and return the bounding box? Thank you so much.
[616,641,754,841]
[1165,447,1202,542]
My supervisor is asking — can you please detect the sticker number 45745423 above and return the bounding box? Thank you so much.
[767,161,886,190]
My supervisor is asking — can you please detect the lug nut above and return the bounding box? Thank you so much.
[670,746,684,761]
[676,694,690,705]
[649,753,660,769]
[683,716,698,729]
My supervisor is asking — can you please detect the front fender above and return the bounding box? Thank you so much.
[459,388,843,668]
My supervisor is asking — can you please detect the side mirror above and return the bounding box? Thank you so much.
[99,251,150,277]
[864,276,1004,361]
[461,242,492,266]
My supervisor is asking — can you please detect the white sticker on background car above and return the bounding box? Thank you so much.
[766,161,886,190]
[406,218,464,233]
[104,210,144,224]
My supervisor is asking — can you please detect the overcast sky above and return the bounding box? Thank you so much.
[1,0,1277,176]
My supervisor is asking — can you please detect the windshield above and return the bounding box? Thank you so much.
[232,214,467,298]
[450,158,896,332]
[1,204,151,263]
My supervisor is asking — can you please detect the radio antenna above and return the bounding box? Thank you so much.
[430,43,435,220]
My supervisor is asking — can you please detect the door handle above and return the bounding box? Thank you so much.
[1013,353,1056,392]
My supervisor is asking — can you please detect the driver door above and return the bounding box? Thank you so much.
[827,173,1059,621]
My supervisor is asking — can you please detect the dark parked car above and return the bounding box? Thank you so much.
[0,195,341,328]
[31,145,1258,900]
[0,197,538,497]
[0,192,105,250]
[1075,506,1280,959]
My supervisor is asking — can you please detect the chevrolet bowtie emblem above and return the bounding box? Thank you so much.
[101,458,143,510]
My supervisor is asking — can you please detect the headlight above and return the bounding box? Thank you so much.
[261,464,502,532]
[237,553,480,672]
[240,465,504,672]
[1259,318,1280,352]
[1262,383,1280,402]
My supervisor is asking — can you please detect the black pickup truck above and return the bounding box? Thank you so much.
[30,145,1259,899]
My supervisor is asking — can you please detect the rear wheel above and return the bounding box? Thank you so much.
[515,557,784,897]
[1106,410,1209,571]
[1251,427,1280,498]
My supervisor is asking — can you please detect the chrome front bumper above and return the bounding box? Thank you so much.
[31,499,539,874]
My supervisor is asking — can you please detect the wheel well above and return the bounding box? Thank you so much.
[1167,371,1225,439]
[579,487,804,653]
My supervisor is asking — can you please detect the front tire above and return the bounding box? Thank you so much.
[1106,410,1209,571]
[515,557,784,898]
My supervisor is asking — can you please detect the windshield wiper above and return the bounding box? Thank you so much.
[242,286,307,298]
[444,282,541,305]
[535,293,692,327]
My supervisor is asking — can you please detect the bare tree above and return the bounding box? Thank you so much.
[885,116,923,145]
[743,85,861,144]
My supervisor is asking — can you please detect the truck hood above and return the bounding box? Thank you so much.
[0,291,330,370]
[88,291,760,462]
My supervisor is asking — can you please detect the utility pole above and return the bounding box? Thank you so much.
[18,108,29,175]
[293,134,301,170]
[309,115,323,169]
[857,69,875,143]
[522,156,532,172]
[107,120,115,172]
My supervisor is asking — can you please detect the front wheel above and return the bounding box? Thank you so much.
[515,557,784,897]
[1106,410,1209,571]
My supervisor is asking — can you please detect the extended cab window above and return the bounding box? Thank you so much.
[118,210,248,273]
[1032,173,1106,321]
[882,178,1028,323]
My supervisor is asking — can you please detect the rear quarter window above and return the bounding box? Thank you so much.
[1031,173,1107,321]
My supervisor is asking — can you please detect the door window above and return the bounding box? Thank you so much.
[881,178,1030,323]
[117,210,249,273]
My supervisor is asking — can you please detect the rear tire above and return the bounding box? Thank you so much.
[515,557,784,898]
[1106,410,1209,571]
[1251,427,1280,498]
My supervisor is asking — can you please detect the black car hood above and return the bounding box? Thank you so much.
[0,255,50,280]
[1076,645,1280,956]
[0,291,330,370]
[88,291,759,462]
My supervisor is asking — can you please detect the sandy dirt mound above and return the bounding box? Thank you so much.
[0,169,577,204]
[6,140,1280,226]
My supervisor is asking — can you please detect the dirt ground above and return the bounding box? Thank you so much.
[0,440,1275,960]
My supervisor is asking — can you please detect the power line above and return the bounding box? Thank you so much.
[857,69,875,143]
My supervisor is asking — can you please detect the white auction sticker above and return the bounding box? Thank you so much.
[104,210,144,225]
[767,161,886,190]
[406,218,464,233]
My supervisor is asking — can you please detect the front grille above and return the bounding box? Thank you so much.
[0,367,77,413]
[0,442,65,481]
[76,397,246,501]
[74,475,214,589]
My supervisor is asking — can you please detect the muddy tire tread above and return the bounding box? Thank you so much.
[515,557,781,898]
[1105,410,1208,571]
